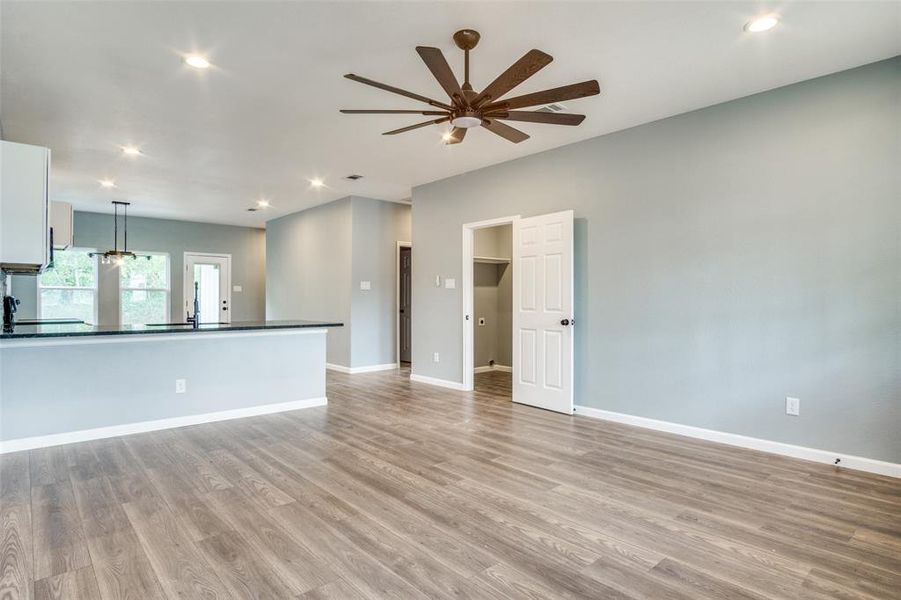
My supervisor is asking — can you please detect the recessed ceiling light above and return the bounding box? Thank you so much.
[122,145,142,156]
[745,15,779,33]
[99,179,116,188]
[185,54,211,69]
[310,178,324,188]
[257,199,270,208]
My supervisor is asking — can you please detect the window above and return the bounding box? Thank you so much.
[38,249,98,324]
[120,253,170,325]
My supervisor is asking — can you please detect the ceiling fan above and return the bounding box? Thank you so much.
[340,29,600,144]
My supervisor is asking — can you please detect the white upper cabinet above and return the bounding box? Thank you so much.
[0,140,51,273]
[51,201,73,250]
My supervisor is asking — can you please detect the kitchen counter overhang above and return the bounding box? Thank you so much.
[0,319,343,341]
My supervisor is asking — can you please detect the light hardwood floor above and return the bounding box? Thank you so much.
[2,367,899,599]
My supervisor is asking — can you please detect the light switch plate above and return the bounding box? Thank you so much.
[232,285,242,292]
[445,278,456,289]
[360,281,371,290]
[786,396,800,416]
[175,379,186,394]
[435,276,441,287]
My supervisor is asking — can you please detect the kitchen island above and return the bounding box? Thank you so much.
[0,320,342,452]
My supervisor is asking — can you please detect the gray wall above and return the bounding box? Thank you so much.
[266,196,411,368]
[266,197,353,366]
[12,211,266,324]
[350,197,412,367]
[411,58,900,462]
[474,225,512,368]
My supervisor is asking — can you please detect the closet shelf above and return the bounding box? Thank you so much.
[474,256,511,264]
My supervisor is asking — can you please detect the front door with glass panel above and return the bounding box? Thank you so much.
[184,253,231,324]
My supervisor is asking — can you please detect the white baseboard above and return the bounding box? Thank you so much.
[410,373,468,391]
[0,397,328,454]
[327,363,398,374]
[474,364,513,374]
[574,405,901,479]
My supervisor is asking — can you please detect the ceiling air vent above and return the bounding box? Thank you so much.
[345,174,364,181]
[535,103,567,114]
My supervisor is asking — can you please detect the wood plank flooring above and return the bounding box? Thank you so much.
[2,367,899,599]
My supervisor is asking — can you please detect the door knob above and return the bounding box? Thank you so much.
[560,319,570,326]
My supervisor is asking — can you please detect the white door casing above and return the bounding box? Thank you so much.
[513,210,574,414]
[184,253,231,324]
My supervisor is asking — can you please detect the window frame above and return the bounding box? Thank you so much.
[37,247,99,324]
[118,251,171,325]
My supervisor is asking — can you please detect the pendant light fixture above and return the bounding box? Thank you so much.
[88,201,151,265]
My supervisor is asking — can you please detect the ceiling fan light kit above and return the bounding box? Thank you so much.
[341,29,600,145]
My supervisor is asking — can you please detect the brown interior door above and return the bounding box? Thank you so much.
[399,246,412,363]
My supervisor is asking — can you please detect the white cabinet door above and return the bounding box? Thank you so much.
[513,210,574,414]
[0,141,50,272]
[51,201,73,250]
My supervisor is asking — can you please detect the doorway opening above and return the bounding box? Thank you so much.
[183,252,231,324]
[396,241,412,367]
[462,215,518,394]
[472,224,513,399]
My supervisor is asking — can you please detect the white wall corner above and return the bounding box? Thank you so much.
[574,405,901,479]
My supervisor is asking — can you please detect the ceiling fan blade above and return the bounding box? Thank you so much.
[383,117,450,135]
[341,109,448,115]
[344,74,453,110]
[483,80,600,111]
[481,118,530,143]
[416,47,463,102]
[487,111,585,126]
[472,49,553,106]
[445,127,467,144]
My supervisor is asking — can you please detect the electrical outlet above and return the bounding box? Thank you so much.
[433,352,440,363]
[175,379,186,394]
[786,396,800,416]
[478,317,486,326]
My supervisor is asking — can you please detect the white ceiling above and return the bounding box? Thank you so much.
[2,2,899,228]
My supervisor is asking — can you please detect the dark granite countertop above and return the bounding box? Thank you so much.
[0,320,343,340]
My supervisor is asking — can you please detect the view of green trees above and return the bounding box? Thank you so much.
[120,254,169,325]
[41,250,95,287]
[37,250,171,326]
[39,250,97,323]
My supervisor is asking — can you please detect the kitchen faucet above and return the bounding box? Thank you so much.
[185,281,200,329]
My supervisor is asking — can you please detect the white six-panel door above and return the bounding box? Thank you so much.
[513,210,574,414]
